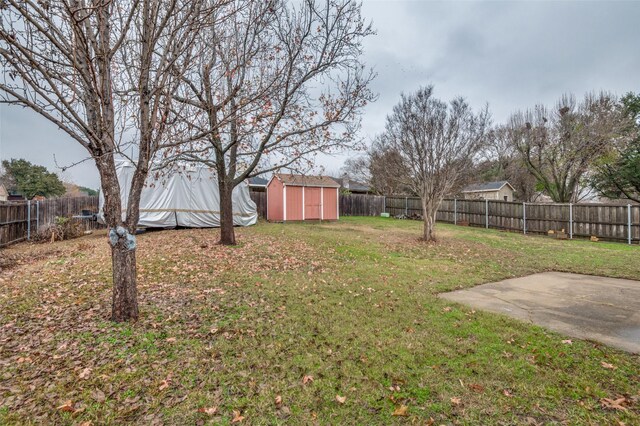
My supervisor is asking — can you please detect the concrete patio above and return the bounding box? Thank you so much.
[441,272,640,353]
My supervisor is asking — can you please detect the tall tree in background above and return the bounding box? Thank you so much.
[380,86,489,241]
[1,158,66,198]
[475,126,538,201]
[0,0,212,321]
[341,136,412,195]
[508,92,632,203]
[591,92,640,202]
[173,0,375,245]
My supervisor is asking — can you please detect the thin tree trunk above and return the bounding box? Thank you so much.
[218,177,236,245]
[98,157,139,322]
[422,198,436,242]
[111,243,138,321]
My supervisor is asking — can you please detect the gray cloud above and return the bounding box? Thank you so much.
[2,0,639,186]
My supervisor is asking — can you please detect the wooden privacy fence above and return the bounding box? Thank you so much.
[249,191,267,220]
[339,193,385,217]
[0,196,102,247]
[383,196,640,244]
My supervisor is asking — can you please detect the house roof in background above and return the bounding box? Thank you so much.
[248,176,268,187]
[329,176,370,192]
[274,173,340,188]
[462,180,514,193]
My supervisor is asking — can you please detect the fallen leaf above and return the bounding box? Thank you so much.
[91,389,106,403]
[392,405,409,416]
[335,395,346,404]
[503,389,514,398]
[275,395,282,408]
[302,375,314,385]
[600,397,627,411]
[443,306,452,312]
[601,361,617,370]
[159,379,171,391]
[450,397,461,406]
[78,367,92,380]
[165,337,177,343]
[57,400,75,413]
[468,383,484,393]
[197,406,218,415]
[231,410,244,423]
[561,339,572,345]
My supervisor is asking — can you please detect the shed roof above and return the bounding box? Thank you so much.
[274,173,340,188]
[462,180,514,193]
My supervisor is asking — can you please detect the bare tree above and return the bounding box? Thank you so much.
[381,86,489,241]
[473,125,538,201]
[0,0,211,321]
[508,92,630,203]
[171,0,375,245]
[342,137,413,196]
[340,155,370,187]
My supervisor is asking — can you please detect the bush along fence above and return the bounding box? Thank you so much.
[0,196,103,247]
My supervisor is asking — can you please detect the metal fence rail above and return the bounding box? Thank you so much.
[386,196,639,244]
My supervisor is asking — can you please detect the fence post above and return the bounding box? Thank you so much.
[485,199,489,229]
[629,204,632,245]
[569,203,573,239]
[523,202,527,235]
[36,201,39,232]
[383,196,386,214]
[27,200,31,240]
[454,198,457,225]
[405,197,408,216]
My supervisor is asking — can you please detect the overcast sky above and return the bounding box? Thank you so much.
[1,0,639,188]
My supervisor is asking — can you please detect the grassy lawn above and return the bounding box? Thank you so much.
[0,217,638,425]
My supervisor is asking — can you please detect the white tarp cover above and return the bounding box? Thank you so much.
[98,160,258,228]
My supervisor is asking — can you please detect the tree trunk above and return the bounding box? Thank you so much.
[421,198,436,242]
[111,242,138,321]
[98,157,139,322]
[218,178,236,245]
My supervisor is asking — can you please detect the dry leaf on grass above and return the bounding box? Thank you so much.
[392,405,408,416]
[197,406,218,415]
[78,367,92,380]
[302,375,314,385]
[335,395,346,404]
[601,361,617,370]
[57,400,75,413]
[450,397,462,406]
[275,395,282,408]
[600,397,627,411]
[231,410,245,423]
[91,389,106,403]
[468,383,484,393]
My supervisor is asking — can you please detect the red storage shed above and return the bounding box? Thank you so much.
[267,173,340,222]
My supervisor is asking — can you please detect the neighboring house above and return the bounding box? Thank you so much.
[330,174,371,194]
[0,184,7,202]
[462,181,515,201]
[266,173,340,222]
[248,176,268,192]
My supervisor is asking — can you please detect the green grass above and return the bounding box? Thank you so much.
[0,217,638,425]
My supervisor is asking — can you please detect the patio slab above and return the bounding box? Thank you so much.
[440,272,640,353]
